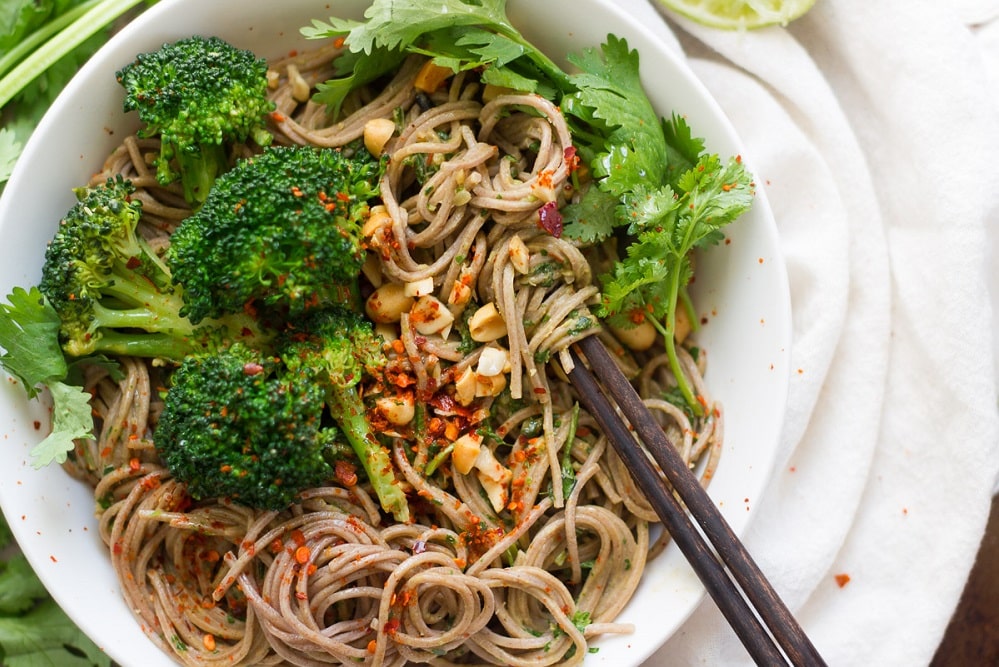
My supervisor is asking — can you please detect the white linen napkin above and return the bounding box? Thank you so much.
[610,1,999,664]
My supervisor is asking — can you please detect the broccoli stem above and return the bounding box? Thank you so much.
[174,142,228,205]
[326,385,410,523]
[84,329,196,359]
[99,273,193,335]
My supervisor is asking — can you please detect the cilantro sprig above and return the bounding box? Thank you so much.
[598,152,754,411]
[0,287,94,467]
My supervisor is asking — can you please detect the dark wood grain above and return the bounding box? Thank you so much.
[931,493,999,665]
[569,338,826,666]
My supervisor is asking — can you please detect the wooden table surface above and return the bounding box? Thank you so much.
[930,494,999,665]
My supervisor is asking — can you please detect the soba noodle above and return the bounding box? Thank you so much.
[61,41,723,666]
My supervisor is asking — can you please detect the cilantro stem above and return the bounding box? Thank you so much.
[560,403,580,500]
[0,0,105,80]
[650,261,703,417]
[0,0,149,108]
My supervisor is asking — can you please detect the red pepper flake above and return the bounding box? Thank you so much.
[125,256,142,270]
[564,146,580,173]
[32,420,41,430]
[128,457,141,472]
[367,639,377,654]
[203,634,216,651]
[290,529,306,547]
[49,555,58,563]
[140,476,161,491]
[243,362,264,376]
[333,37,346,49]
[384,618,400,635]
[428,392,456,413]
[334,459,358,487]
[834,573,851,588]
[537,201,563,238]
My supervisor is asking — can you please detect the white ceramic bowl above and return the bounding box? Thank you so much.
[0,0,791,664]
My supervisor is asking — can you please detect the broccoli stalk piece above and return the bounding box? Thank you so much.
[282,308,410,522]
[167,145,383,325]
[38,177,262,361]
[116,35,275,205]
[155,343,338,509]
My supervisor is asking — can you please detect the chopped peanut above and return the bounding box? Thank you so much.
[508,235,530,274]
[404,276,435,298]
[454,367,477,406]
[376,392,416,426]
[410,295,455,335]
[468,303,506,342]
[362,205,392,238]
[452,432,483,475]
[476,346,509,377]
[286,63,311,103]
[363,118,396,158]
[366,283,414,323]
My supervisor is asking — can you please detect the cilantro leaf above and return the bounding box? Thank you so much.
[0,128,21,185]
[679,153,755,233]
[0,555,48,615]
[0,0,52,54]
[565,35,667,199]
[312,46,404,118]
[663,113,704,189]
[304,0,569,117]
[0,287,68,399]
[0,514,11,550]
[0,598,111,666]
[30,381,93,468]
[317,0,516,55]
[562,186,619,244]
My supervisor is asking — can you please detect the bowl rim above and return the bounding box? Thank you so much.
[0,1,791,664]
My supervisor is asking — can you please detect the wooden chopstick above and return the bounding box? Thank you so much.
[567,336,826,666]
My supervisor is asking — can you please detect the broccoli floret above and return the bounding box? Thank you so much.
[167,145,383,325]
[116,35,275,205]
[155,343,338,509]
[281,307,410,522]
[38,177,261,361]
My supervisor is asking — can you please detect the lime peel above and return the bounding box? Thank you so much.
[656,0,817,30]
